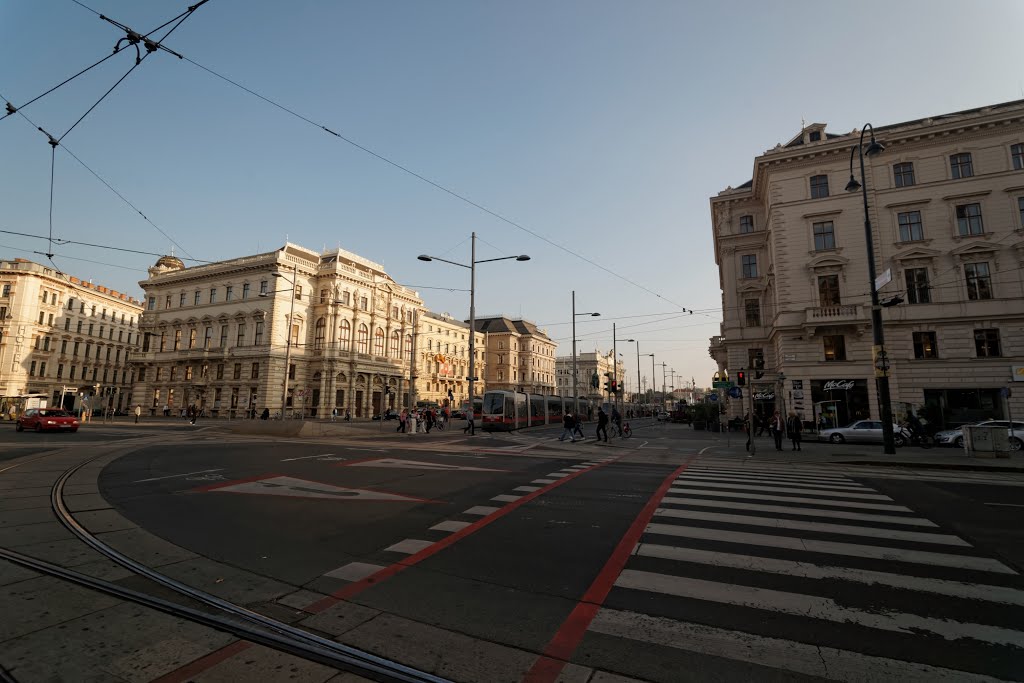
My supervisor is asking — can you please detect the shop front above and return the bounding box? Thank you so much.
[922,388,1006,429]
[811,378,870,429]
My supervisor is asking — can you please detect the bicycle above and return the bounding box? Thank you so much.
[897,424,933,449]
[622,422,632,439]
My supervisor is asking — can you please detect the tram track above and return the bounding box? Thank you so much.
[0,437,451,683]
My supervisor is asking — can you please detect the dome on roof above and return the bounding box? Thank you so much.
[155,255,185,270]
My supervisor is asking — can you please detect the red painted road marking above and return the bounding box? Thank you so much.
[302,457,622,614]
[151,640,250,683]
[522,458,695,683]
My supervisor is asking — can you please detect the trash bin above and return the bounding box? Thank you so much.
[964,425,1011,459]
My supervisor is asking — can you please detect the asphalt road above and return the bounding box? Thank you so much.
[73,424,1024,681]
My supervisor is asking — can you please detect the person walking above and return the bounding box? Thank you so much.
[573,412,585,440]
[424,409,434,433]
[463,409,475,435]
[344,408,351,422]
[261,407,270,420]
[331,407,338,422]
[134,404,142,424]
[596,408,609,443]
[787,411,802,451]
[189,405,198,425]
[559,413,576,442]
[771,410,784,451]
[398,408,407,433]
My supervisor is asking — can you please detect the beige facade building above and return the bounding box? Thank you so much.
[0,258,142,416]
[473,316,556,394]
[709,99,1024,429]
[415,311,486,407]
[133,243,424,418]
[554,350,626,401]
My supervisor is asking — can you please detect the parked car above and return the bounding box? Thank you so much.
[16,408,79,433]
[451,409,465,419]
[933,420,1024,450]
[818,420,906,446]
[372,409,399,421]
[656,411,670,421]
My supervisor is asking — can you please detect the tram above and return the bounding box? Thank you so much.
[481,390,639,431]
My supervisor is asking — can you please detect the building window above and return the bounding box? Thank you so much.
[341,291,351,305]
[374,328,385,356]
[357,324,369,353]
[964,262,993,300]
[818,274,841,305]
[29,361,36,376]
[216,363,224,380]
[232,363,241,380]
[913,332,938,359]
[897,211,924,242]
[254,321,264,345]
[147,296,155,311]
[314,318,326,349]
[259,280,268,295]
[220,325,228,347]
[823,335,846,361]
[290,324,299,346]
[242,283,250,300]
[390,330,400,357]
[194,291,201,306]
[179,292,186,307]
[812,221,836,250]
[810,174,829,199]
[339,320,351,350]
[319,289,328,304]
[226,286,234,301]
[1018,197,1024,229]
[956,203,984,236]
[405,334,413,359]
[739,215,754,234]
[741,254,758,278]
[251,362,260,379]
[905,268,930,304]
[173,329,182,350]
[744,299,761,327]
[288,363,296,380]
[164,295,171,310]
[974,329,1001,357]
[185,366,193,380]
[1012,143,1024,171]
[204,326,213,348]
[893,162,915,188]
[360,296,368,311]
[950,152,973,179]
[169,366,177,381]
[236,324,246,346]
[209,288,217,304]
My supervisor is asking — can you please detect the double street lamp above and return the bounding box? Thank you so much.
[571,290,600,415]
[844,123,896,455]
[259,263,298,418]
[419,232,529,413]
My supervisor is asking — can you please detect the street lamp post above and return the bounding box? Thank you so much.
[261,263,298,419]
[631,340,641,407]
[571,290,600,416]
[845,123,896,455]
[419,233,529,419]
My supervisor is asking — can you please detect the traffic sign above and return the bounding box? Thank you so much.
[712,381,734,389]
[727,386,742,399]
[707,393,718,402]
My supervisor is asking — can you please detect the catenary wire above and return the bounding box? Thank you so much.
[0,51,121,122]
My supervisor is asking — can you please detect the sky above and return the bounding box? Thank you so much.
[2,0,1022,395]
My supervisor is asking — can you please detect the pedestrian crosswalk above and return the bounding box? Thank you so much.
[583,459,1024,681]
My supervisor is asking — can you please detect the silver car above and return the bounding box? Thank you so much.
[818,420,906,446]
[933,420,1024,450]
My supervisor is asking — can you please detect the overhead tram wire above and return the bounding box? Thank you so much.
[175,54,693,313]
[0,51,122,122]
[0,228,214,264]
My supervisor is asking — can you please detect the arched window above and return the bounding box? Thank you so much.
[390,330,400,358]
[339,320,351,350]
[357,324,369,354]
[314,317,326,349]
[405,334,413,359]
[374,327,385,356]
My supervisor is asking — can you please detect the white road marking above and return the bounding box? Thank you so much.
[135,468,224,483]
[665,488,912,512]
[658,497,937,527]
[690,466,850,482]
[681,472,868,491]
[348,458,505,472]
[463,505,500,516]
[670,482,891,501]
[644,523,1015,574]
[684,470,863,487]
[614,569,1024,648]
[492,494,521,503]
[280,453,336,462]
[514,486,541,493]
[635,544,1024,606]
[985,502,1024,507]
[429,520,472,533]
[206,476,427,502]
[653,508,970,546]
[383,539,433,554]
[532,479,556,485]
[324,562,386,581]
[546,472,571,478]
[589,608,1005,682]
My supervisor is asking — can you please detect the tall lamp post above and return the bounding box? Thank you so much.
[571,290,600,416]
[648,353,656,411]
[419,233,529,417]
[845,123,896,455]
[260,263,298,419]
[631,340,642,407]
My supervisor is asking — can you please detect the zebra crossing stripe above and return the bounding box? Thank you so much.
[666,488,912,512]
[589,608,1007,682]
[634,543,1024,606]
[614,569,1024,648]
[670,481,892,501]
[644,523,1016,574]
[658,497,936,527]
[653,508,970,546]
[680,472,868,491]
[688,467,853,483]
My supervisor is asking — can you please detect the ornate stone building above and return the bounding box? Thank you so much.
[473,316,556,394]
[414,311,486,407]
[554,350,625,401]
[133,243,424,418]
[709,100,1024,429]
[0,258,142,416]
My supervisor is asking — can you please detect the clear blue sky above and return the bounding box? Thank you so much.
[2,0,1022,393]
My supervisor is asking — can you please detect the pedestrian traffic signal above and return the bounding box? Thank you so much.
[737,369,746,386]
[610,380,618,393]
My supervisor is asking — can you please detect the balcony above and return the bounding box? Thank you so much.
[805,305,861,324]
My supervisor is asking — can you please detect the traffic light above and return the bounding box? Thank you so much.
[604,380,611,392]
[754,352,765,379]
[610,380,618,394]
[737,369,746,386]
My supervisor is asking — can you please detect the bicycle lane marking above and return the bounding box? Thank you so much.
[522,457,696,683]
[302,455,623,613]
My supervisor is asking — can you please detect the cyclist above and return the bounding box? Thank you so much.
[905,410,924,440]
[611,406,622,437]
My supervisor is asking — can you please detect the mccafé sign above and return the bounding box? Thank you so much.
[822,380,855,391]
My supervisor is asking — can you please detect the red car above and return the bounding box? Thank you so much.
[16,408,80,433]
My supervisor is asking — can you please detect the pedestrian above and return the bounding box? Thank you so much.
[596,408,609,443]
[189,405,198,425]
[559,413,576,442]
[424,409,434,433]
[163,403,169,418]
[771,410,784,451]
[134,404,142,424]
[611,406,622,437]
[573,413,585,440]
[463,409,475,435]
[398,408,407,433]
[261,407,270,420]
[331,407,338,422]
[344,408,351,422]
[787,411,802,451]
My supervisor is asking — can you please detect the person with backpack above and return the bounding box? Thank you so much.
[559,413,576,442]
[787,411,802,451]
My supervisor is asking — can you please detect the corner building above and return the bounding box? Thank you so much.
[472,316,556,394]
[709,100,1024,428]
[133,244,424,418]
[415,311,486,408]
